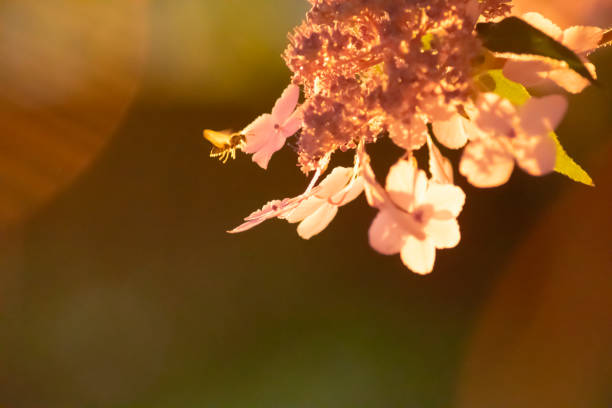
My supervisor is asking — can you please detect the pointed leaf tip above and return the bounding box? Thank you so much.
[476,17,598,85]
[550,132,595,187]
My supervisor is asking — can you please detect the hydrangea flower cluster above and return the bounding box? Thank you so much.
[204,0,607,274]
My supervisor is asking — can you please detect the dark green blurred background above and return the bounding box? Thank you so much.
[0,1,611,407]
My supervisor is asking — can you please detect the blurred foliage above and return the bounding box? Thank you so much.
[0,1,610,407]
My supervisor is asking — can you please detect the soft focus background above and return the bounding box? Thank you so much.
[0,1,610,407]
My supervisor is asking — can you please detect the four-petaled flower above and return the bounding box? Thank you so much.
[284,167,364,239]
[242,84,303,169]
[460,93,567,188]
[367,158,466,275]
[230,165,363,239]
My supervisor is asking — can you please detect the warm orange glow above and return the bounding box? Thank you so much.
[455,144,612,408]
[0,0,148,228]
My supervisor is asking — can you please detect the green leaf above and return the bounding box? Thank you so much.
[474,69,594,186]
[550,132,594,186]
[475,69,530,106]
[476,17,598,84]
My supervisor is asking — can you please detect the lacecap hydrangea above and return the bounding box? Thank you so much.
[204,0,609,274]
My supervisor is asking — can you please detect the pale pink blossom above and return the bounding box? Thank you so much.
[228,190,318,234]
[503,12,603,93]
[242,84,303,169]
[365,156,465,275]
[229,165,363,239]
[284,166,364,239]
[459,93,567,188]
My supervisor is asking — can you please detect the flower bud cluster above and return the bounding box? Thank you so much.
[284,0,503,171]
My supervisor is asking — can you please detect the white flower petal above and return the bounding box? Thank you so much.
[519,95,567,136]
[432,114,470,149]
[297,202,338,240]
[423,183,465,218]
[330,177,364,206]
[562,25,603,55]
[284,196,324,224]
[368,211,404,255]
[425,218,460,249]
[413,168,428,205]
[548,68,591,94]
[513,134,557,176]
[401,236,436,275]
[316,167,353,199]
[361,154,388,209]
[271,84,300,123]
[460,137,515,188]
[386,159,420,211]
[427,136,454,184]
[502,60,550,87]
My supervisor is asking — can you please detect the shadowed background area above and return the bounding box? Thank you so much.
[0,1,610,407]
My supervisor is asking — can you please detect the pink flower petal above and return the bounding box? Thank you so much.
[512,134,557,176]
[562,25,603,55]
[460,137,515,188]
[400,235,436,275]
[432,114,470,149]
[242,114,274,153]
[241,113,274,142]
[229,197,306,233]
[297,202,338,240]
[423,183,465,218]
[474,93,516,136]
[368,211,404,255]
[250,131,287,169]
[228,218,268,234]
[425,218,461,249]
[519,95,567,136]
[229,186,324,234]
[271,84,300,123]
[522,12,563,40]
[280,106,303,137]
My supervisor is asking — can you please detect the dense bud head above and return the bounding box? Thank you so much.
[284,0,510,172]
